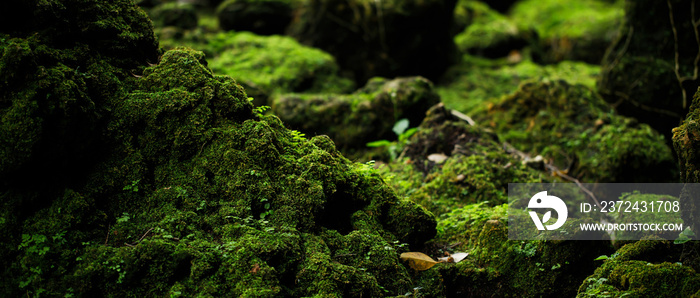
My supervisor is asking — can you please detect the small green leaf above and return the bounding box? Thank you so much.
[594,255,609,261]
[392,118,410,136]
[366,140,392,148]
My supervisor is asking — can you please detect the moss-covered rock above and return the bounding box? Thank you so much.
[271,76,439,154]
[287,0,458,85]
[2,2,438,296]
[436,54,601,114]
[376,104,548,217]
[599,0,700,138]
[408,203,612,297]
[577,239,700,297]
[208,31,355,100]
[453,0,529,58]
[150,2,199,30]
[511,0,623,64]
[481,80,676,183]
[216,0,293,35]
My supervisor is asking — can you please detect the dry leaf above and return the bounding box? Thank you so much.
[400,252,439,271]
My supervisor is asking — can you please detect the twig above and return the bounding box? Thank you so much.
[104,224,111,245]
[502,143,602,210]
[138,227,154,243]
[450,109,476,126]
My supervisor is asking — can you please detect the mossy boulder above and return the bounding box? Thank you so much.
[149,2,199,30]
[8,46,438,297]
[408,203,612,297]
[511,0,623,64]
[287,0,458,85]
[577,239,700,297]
[207,31,355,104]
[2,1,439,296]
[481,80,676,183]
[271,76,440,154]
[378,104,548,216]
[216,0,293,35]
[453,0,529,58]
[436,54,601,114]
[599,0,700,138]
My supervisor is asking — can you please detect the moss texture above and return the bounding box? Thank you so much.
[510,0,623,64]
[271,77,440,155]
[481,80,676,183]
[436,54,601,114]
[453,0,529,58]
[598,0,699,138]
[577,239,700,297]
[408,203,612,297]
[2,2,439,296]
[287,0,458,85]
[375,104,548,218]
[208,31,355,99]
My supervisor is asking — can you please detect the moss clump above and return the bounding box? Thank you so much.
[599,0,699,138]
[216,0,293,35]
[287,0,457,84]
[377,104,547,217]
[510,0,623,64]
[437,54,601,114]
[453,0,528,58]
[481,80,676,183]
[208,31,355,98]
[271,77,439,155]
[3,1,438,296]
[577,239,700,297]
[407,203,612,297]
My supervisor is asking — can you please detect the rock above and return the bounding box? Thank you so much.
[271,76,439,153]
[216,0,293,35]
[287,0,458,85]
[481,80,677,183]
[598,0,700,138]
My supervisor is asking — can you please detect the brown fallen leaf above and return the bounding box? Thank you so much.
[400,252,439,271]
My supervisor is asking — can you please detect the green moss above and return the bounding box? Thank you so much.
[408,202,613,297]
[453,0,527,57]
[5,44,437,296]
[510,0,623,63]
[272,77,439,155]
[437,54,601,114]
[481,80,676,183]
[578,240,700,297]
[378,104,547,216]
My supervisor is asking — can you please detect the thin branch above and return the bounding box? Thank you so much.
[502,142,602,210]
